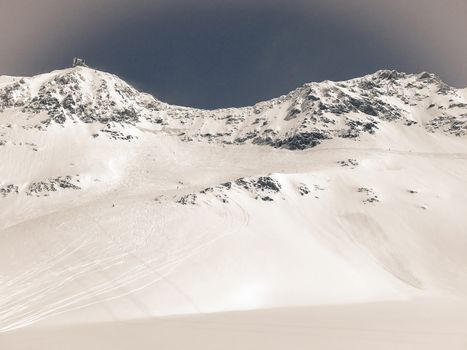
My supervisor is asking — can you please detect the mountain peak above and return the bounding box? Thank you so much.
[0,66,164,126]
[365,69,445,86]
[372,69,408,80]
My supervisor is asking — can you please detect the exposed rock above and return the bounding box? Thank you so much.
[337,159,359,167]
[298,183,310,196]
[0,184,19,197]
[177,193,197,205]
[358,187,379,204]
[27,176,81,197]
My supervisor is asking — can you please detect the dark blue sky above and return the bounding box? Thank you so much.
[81,3,413,108]
[1,0,466,109]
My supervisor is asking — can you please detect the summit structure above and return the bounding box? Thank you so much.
[72,57,88,68]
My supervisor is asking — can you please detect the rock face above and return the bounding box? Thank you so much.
[177,175,283,205]
[0,184,18,197]
[26,176,81,197]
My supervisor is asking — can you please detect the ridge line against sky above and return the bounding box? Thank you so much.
[1,0,466,108]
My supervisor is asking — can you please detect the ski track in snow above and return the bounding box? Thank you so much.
[0,197,250,331]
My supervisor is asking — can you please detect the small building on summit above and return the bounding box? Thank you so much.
[72,58,88,68]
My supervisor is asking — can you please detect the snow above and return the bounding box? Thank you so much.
[2,299,467,350]
[0,67,466,347]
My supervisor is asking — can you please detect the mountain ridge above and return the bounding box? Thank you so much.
[0,67,461,111]
[1,66,466,150]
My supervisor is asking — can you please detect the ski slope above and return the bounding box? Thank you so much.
[0,67,466,348]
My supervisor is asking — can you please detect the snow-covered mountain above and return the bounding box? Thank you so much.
[0,66,466,333]
[1,67,466,147]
